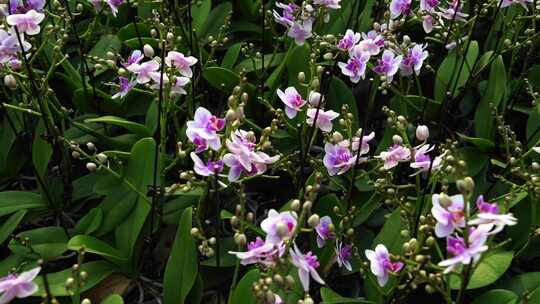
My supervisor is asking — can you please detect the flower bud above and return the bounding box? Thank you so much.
[307,214,320,228]
[96,153,107,164]
[81,299,92,304]
[323,52,333,60]
[143,44,154,57]
[438,193,452,208]
[234,233,247,246]
[190,227,200,237]
[4,74,17,89]
[332,131,343,143]
[86,142,95,151]
[297,72,306,83]
[415,125,429,141]
[225,109,236,121]
[291,199,301,211]
[86,162,97,172]
[308,91,322,106]
[392,135,403,145]
[276,222,289,237]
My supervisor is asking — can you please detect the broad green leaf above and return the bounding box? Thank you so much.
[198,2,232,39]
[326,77,359,131]
[74,207,103,235]
[526,103,540,149]
[371,208,406,254]
[84,116,151,137]
[457,133,495,151]
[203,66,256,96]
[434,41,479,102]
[96,191,137,236]
[286,45,310,91]
[450,251,514,289]
[475,55,506,139]
[0,210,26,244]
[32,121,52,179]
[163,207,198,304]
[124,37,159,49]
[502,272,540,296]
[9,227,68,260]
[36,261,117,296]
[101,294,124,304]
[89,34,121,58]
[235,0,256,17]
[68,235,127,267]
[457,147,488,177]
[222,42,242,69]
[473,51,494,76]
[0,191,46,217]
[230,269,260,304]
[117,23,151,41]
[353,194,381,226]
[471,289,518,304]
[235,53,285,73]
[191,0,211,32]
[321,287,372,303]
[528,64,540,91]
[114,138,156,259]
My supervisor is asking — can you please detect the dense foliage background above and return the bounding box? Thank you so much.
[0,0,539,303]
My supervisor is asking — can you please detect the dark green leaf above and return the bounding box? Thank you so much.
[222,42,242,70]
[450,251,514,289]
[36,261,117,296]
[321,287,372,303]
[68,235,127,266]
[164,207,198,304]
[198,2,232,39]
[326,77,359,131]
[84,116,151,137]
[0,191,46,217]
[471,289,518,304]
[9,227,68,260]
[475,55,506,139]
[89,34,121,58]
[0,210,26,244]
[371,208,406,254]
[101,294,124,304]
[434,41,479,102]
[230,269,260,304]
[191,0,212,32]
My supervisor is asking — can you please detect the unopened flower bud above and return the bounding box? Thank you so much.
[438,193,452,207]
[298,72,306,82]
[307,214,320,228]
[81,299,92,304]
[143,44,154,57]
[96,153,107,164]
[308,91,322,106]
[276,222,289,237]
[86,142,95,151]
[392,135,403,145]
[332,131,343,143]
[323,52,333,60]
[416,125,429,141]
[4,74,17,89]
[190,227,200,237]
[234,233,247,246]
[86,162,97,172]
[291,199,301,211]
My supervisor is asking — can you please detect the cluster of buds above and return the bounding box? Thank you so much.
[190,227,216,258]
